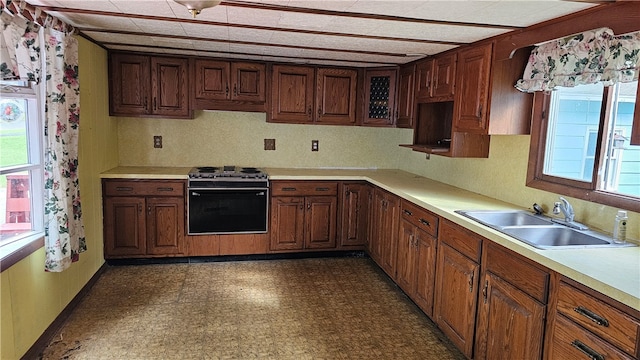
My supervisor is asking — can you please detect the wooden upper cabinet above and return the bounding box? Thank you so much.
[270,64,316,123]
[316,67,358,125]
[416,53,456,103]
[109,52,190,118]
[453,43,493,133]
[270,65,357,125]
[362,68,397,127]
[150,57,190,118]
[109,53,151,116]
[396,64,416,128]
[192,59,266,111]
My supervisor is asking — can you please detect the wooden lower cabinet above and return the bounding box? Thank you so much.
[369,188,400,278]
[269,181,338,252]
[338,182,372,248]
[475,273,545,360]
[103,180,185,258]
[433,220,482,358]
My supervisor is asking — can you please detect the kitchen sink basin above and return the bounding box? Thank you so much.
[456,210,553,227]
[456,210,636,249]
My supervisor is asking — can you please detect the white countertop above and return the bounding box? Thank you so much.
[101,166,640,310]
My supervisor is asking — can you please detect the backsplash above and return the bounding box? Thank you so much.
[117,111,412,169]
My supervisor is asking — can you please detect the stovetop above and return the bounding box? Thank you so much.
[188,166,268,180]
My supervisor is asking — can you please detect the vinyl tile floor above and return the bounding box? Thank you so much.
[40,257,466,360]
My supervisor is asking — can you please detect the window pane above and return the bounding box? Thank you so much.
[0,172,32,241]
[544,83,604,182]
[601,81,640,197]
[0,98,29,167]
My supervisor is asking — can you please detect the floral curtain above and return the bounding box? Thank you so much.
[1,9,85,272]
[0,12,41,82]
[43,26,86,272]
[515,27,640,92]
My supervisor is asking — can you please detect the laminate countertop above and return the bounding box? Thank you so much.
[101,166,640,310]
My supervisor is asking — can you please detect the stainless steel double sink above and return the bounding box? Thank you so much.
[455,210,636,250]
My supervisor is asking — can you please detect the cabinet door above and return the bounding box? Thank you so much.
[339,183,371,247]
[104,197,146,257]
[396,220,416,293]
[305,196,337,249]
[413,227,437,317]
[316,68,358,125]
[433,243,480,358]
[415,58,434,100]
[380,193,400,279]
[151,57,190,117]
[193,59,231,101]
[432,53,457,99]
[270,197,305,250]
[363,68,397,126]
[231,62,266,102]
[146,197,185,255]
[396,64,416,128]
[475,273,545,360]
[270,65,315,123]
[453,43,492,133]
[109,53,150,116]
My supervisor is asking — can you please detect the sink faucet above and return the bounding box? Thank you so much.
[551,197,588,230]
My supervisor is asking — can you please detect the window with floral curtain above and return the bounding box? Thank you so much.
[1,9,85,272]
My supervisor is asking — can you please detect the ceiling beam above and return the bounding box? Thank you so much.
[41,6,465,46]
[222,0,522,31]
[80,28,428,58]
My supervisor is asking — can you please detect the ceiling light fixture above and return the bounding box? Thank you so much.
[173,0,221,18]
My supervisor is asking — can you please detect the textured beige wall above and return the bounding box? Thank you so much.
[1,37,116,359]
[117,111,413,169]
[398,135,639,240]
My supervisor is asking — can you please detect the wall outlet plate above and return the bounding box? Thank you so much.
[312,140,319,151]
[264,139,276,150]
[153,136,162,148]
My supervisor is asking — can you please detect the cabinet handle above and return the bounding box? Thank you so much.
[138,204,142,214]
[143,97,148,108]
[307,203,311,210]
[299,204,303,210]
[477,104,483,118]
[315,187,330,192]
[308,106,312,116]
[571,340,605,360]
[115,186,133,192]
[225,85,229,95]
[409,234,415,247]
[282,187,297,191]
[153,97,157,111]
[395,110,398,120]
[318,107,322,116]
[419,218,430,227]
[156,187,174,192]
[233,84,237,96]
[482,280,488,303]
[147,205,151,215]
[468,272,475,293]
[403,209,413,216]
[574,306,610,327]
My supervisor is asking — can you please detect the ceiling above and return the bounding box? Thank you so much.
[24,0,598,67]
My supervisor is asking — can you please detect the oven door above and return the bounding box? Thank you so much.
[188,188,268,235]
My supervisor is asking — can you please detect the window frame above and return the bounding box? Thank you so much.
[527,84,640,213]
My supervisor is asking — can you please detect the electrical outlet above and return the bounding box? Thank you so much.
[153,136,162,148]
[311,140,319,151]
[264,138,276,150]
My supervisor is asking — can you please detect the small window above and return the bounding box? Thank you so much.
[528,80,640,212]
[0,81,44,246]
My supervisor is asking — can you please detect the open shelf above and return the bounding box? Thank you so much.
[399,143,450,154]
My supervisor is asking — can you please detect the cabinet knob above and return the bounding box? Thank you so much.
[403,209,413,216]
[468,272,474,293]
[477,104,483,119]
[482,280,488,303]
[307,203,311,210]
[419,218,430,227]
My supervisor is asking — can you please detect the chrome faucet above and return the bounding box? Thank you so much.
[551,197,588,230]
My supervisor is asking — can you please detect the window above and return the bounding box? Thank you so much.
[0,81,44,247]
[528,80,640,212]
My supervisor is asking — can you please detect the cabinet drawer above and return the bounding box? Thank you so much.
[557,281,640,357]
[104,180,185,197]
[549,314,633,360]
[401,200,438,237]
[271,181,338,196]
[439,219,482,262]
[484,242,549,303]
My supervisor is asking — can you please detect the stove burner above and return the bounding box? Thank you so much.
[241,167,259,174]
[197,166,219,172]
